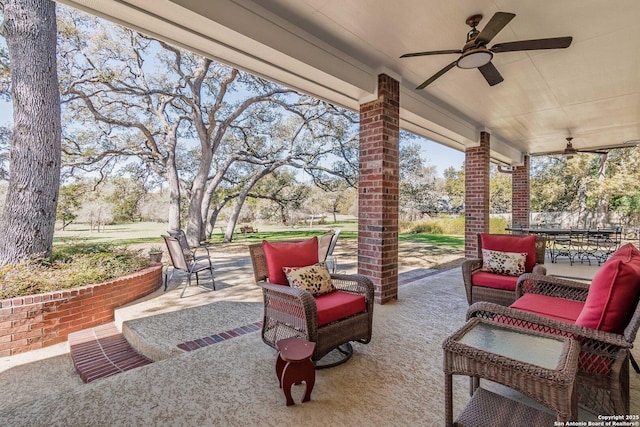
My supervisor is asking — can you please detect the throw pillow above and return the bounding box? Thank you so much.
[480,234,537,272]
[481,249,527,276]
[283,262,335,296]
[262,237,319,285]
[575,243,640,333]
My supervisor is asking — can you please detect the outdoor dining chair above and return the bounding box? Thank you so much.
[167,229,212,263]
[162,235,215,298]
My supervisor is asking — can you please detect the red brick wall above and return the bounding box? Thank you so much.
[465,131,490,258]
[0,265,163,356]
[358,74,399,304]
[512,155,530,227]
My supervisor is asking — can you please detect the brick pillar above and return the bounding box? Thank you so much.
[511,155,530,227]
[358,74,399,304]
[465,131,490,258]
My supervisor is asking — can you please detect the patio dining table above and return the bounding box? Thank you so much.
[505,226,622,265]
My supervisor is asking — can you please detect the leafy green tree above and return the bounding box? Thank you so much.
[490,165,512,214]
[443,165,465,211]
[105,177,147,223]
[399,138,444,219]
[57,183,85,230]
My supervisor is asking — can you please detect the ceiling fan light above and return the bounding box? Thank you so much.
[457,49,493,69]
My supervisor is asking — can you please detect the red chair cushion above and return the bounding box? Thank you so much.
[510,293,585,324]
[471,271,519,291]
[262,238,319,285]
[509,294,612,374]
[480,234,538,272]
[575,243,640,333]
[314,291,366,327]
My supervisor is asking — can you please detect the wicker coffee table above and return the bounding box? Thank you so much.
[443,318,579,426]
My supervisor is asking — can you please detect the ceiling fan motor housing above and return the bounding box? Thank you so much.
[457,48,493,69]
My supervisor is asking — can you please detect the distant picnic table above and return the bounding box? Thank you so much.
[240,225,258,234]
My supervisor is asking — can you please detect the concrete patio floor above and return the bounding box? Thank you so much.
[0,242,627,426]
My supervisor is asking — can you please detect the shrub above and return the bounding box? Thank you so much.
[0,242,151,299]
[400,215,511,236]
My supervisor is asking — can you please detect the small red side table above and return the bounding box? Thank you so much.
[275,338,316,406]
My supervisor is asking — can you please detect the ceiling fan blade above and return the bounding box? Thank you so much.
[579,150,609,154]
[491,37,573,53]
[475,12,515,46]
[416,60,457,89]
[531,151,565,156]
[400,49,462,58]
[478,62,504,86]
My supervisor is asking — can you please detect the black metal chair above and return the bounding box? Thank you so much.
[162,235,215,297]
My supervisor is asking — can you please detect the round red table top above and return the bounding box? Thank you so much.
[276,338,316,361]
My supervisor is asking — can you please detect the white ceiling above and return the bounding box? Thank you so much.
[57,0,640,165]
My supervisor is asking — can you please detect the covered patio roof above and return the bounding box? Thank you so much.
[58,0,640,165]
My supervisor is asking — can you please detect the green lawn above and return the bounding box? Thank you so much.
[53,221,465,250]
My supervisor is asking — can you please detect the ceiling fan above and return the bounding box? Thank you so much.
[400,12,572,89]
[536,137,640,158]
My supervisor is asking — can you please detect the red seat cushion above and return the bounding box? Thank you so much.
[314,291,366,327]
[480,234,538,272]
[263,238,319,285]
[575,243,640,333]
[471,271,519,291]
[509,294,611,374]
[510,293,585,324]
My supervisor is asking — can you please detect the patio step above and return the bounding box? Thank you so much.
[68,323,153,383]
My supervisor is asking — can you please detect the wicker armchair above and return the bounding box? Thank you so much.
[467,273,640,415]
[248,242,374,368]
[462,233,547,306]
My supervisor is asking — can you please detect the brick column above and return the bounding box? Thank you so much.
[511,155,530,227]
[465,131,490,258]
[358,74,399,304]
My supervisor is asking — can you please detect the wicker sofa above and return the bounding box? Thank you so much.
[462,233,547,306]
[467,243,640,415]
[248,238,374,368]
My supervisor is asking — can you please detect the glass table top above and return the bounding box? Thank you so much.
[458,322,565,370]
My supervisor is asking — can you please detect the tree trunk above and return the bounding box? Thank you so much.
[595,153,609,227]
[223,167,277,242]
[166,150,181,231]
[185,147,213,246]
[0,0,61,264]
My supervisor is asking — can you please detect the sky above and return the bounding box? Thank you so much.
[418,138,465,176]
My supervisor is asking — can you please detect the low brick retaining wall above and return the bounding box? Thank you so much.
[0,264,163,356]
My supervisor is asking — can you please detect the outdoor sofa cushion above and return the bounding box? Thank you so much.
[262,237,319,285]
[575,243,640,333]
[471,271,519,291]
[315,291,366,327]
[510,293,585,324]
[480,233,538,272]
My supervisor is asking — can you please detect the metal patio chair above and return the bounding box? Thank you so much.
[162,235,215,297]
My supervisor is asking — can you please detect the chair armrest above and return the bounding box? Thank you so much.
[516,273,590,301]
[531,264,547,275]
[467,301,632,352]
[331,273,374,297]
[259,282,317,339]
[461,258,482,304]
[192,245,211,258]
